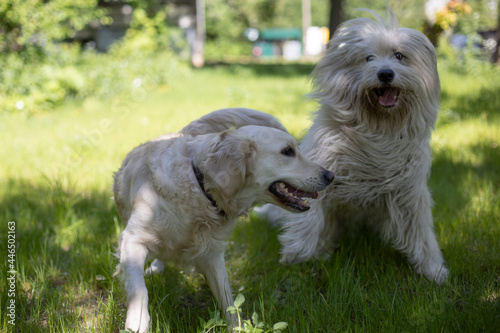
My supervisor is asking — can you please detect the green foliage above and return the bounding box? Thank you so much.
[110,7,170,56]
[233,309,288,332]
[0,0,107,51]
[0,8,186,115]
[199,294,288,333]
[198,307,226,332]
[437,33,496,76]
[204,0,251,59]
[454,0,499,33]
[344,0,426,31]
[260,0,328,28]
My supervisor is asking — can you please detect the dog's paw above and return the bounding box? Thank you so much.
[279,251,310,265]
[279,254,295,265]
[144,259,165,276]
[314,252,332,262]
[423,264,449,285]
[125,313,150,333]
[280,250,331,266]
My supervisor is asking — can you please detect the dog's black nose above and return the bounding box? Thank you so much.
[323,170,335,185]
[377,69,395,84]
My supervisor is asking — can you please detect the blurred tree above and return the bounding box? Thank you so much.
[344,0,425,31]
[454,0,498,33]
[424,0,472,45]
[493,0,500,64]
[270,0,328,28]
[204,0,250,58]
[423,0,498,46]
[329,0,344,36]
[0,0,107,52]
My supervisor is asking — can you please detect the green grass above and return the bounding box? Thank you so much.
[1,62,499,332]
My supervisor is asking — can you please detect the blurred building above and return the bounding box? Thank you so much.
[250,26,328,60]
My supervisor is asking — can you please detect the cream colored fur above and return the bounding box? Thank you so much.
[114,123,333,332]
[180,107,289,136]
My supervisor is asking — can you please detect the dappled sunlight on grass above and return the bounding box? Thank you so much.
[432,120,498,167]
[439,68,500,127]
[1,63,499,332]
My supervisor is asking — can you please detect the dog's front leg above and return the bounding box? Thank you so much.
[196,253,238,328]
[278,200,326,264]
[384,189,448,285]
[119,231,151,333]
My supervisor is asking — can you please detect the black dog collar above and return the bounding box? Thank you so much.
[192,162,226,217]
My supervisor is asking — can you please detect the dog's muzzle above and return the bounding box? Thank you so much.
[268,170,334,212]
[375,69,399,108]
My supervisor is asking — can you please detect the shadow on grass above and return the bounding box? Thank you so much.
[2,131,498,331]
[0,178,117,252]
[0,178,218,332]
[430,141,499,219]
[440,82,500,125]
[0,179,120,327]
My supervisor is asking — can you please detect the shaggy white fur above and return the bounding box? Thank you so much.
[114,122,334,332]
[259,9,449,284]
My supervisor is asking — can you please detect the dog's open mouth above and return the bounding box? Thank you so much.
[375,87,399,107]
[269,181,318,212]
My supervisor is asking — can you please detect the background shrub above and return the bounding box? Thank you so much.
[0,8,186,115]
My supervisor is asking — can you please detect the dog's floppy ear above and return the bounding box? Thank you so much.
[202,129,257,199]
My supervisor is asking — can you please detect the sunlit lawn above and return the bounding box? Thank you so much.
[1,62,498,332]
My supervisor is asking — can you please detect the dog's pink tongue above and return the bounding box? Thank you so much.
[379,88,398,106]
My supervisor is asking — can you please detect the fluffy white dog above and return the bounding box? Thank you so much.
[114,118,334,332]
[259,10,448,284]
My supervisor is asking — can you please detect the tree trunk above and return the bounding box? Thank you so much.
[329,0,343,39]
[192,0,205,68]
[492,1,500,64]
[423,0,451,47]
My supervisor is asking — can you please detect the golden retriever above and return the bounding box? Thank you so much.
[113,118,334,332]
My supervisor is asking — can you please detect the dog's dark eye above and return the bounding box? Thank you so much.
[281,147,296,157]
[366,55,375,62]
[395,52,404,60]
